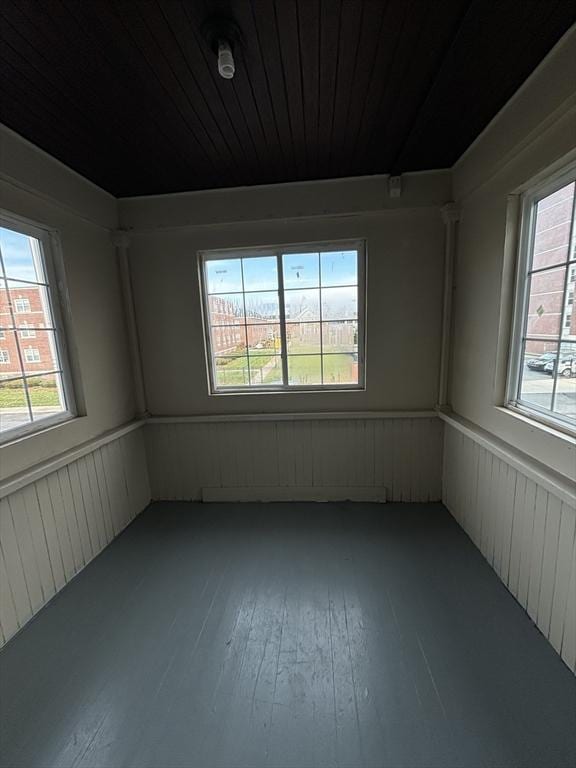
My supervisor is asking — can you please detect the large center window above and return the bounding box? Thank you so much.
[200,241,365,393]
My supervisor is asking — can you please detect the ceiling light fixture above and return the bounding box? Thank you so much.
[217,40,235,79]
[202,14,242,82]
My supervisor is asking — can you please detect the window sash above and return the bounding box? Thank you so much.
[506,165,576,434]
[199,241,366,393]
[0,212,76,442]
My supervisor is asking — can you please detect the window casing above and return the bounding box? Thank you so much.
[507,166,576,433]
[199,241,366,393]
[0,213,76,442]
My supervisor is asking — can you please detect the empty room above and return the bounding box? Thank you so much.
[0,1,575,766]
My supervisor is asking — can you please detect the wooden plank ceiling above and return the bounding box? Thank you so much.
[0,0,574,197]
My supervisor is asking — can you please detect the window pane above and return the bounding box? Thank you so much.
[288,355,322,385]
[526,266,565,338]
[205,258,243,293]
[208,293,245,325]
[0,278,8,327]
[247,324,282,354]
[518,341,557,411]
[532,182,575,270]
[242,256,278,291]
[6,281,54,329]
[248,355,282,385]
[282,253,319,289]
[211,326,246,357]
[284,289,320,321]
[0,227,46,284]
[28,372,66,421]
[0,378,31,433]
[322,353,359,385]
[320,250,357,286]
[322,321,358,352]
[214,357,250,387]
[561,266,575,340]
[321,286,358,320]
[286,322,321,354]
[0,330,17,373]
[19,330,59,374]
[553,342,576,421]
[244,291,280,322]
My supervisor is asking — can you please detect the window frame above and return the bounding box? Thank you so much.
[199,240,366,395]
[506,163,576,435]
[0,211,77,444]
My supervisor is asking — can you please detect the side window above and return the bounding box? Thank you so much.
[0,217,77,441]
[507,171,575,432]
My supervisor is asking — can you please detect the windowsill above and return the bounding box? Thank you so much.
[495,404,576,443]
[209,385,366,396]
[0,412,85,448]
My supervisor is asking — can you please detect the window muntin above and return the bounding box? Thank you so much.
[0,219,75,440]
[509,172,576,431]
[201,242,365,393]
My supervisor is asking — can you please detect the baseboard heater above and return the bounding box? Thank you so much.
[201,486,387,502]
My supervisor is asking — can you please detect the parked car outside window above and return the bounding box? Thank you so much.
[543,357,576,378]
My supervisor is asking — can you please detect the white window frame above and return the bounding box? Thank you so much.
[0,350,9,364]
[506,163,576,435]
[0,211,77,443]
[199,240,366,394]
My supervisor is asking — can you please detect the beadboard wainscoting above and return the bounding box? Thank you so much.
[0,424,150,647]
[145,413,443,503]
[442,415,576,673]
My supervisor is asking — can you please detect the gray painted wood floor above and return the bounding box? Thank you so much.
[1,502,575,768]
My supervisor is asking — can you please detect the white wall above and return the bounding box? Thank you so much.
[0,128,152,648]
[443,416,575,672]
[450,28,576,481]
[0,425,150,647]
[146,414,442,503]
[121,171,450,416]
[443,28,576,671]
[0,126,137,479]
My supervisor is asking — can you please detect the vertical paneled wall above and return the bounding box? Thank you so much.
[145,416,443,502]
[0,427,150,648]
[443,421,576,672]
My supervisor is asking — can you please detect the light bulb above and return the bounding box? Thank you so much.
[218,41,235,79]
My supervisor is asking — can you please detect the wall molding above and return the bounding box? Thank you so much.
[439,411,576,508]
[202,485,387,503]
[148,410,438,424]
[0,420,145,500]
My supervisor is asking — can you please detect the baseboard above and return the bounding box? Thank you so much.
[201,485,387,503]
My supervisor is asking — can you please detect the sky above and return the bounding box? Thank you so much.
[206,251,358,294]
[0,227,44,285]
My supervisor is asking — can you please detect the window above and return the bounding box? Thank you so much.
[0,216,76,441]
[13,297,30,313]
[507,168,575,431]
[200,242,365,392]
[20,322,36,339]
[23,347,41,363]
